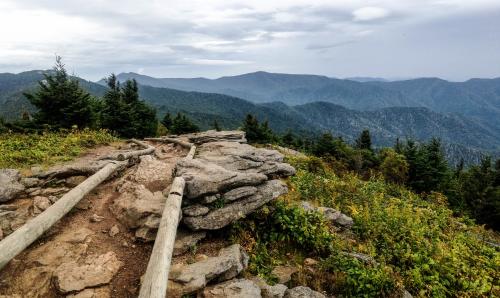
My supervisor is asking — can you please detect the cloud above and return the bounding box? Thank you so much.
[352,7,390,21]
[0,0,499,80]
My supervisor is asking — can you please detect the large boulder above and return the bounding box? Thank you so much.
[176,159,267,199]
[130,155,174,190]
[0,169,25,203]
[168,244,249,297]
[183,180,287,230]
[197,142,296,177]
[201,279,262,298]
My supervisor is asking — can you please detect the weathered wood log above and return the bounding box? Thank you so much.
[101,139,155,161]
[138,177,186,298]
[186,145,196,160]
[0,161,127,270]
[145,137,193,149]
[35,161,111,179]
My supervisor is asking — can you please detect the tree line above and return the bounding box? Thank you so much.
[0,57,201,138]
[241,113,500,230]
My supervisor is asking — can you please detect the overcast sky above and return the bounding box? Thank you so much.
[0,0,499,81]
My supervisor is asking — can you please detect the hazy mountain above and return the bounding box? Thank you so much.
[112,71,500,129]
[2,70,499,164]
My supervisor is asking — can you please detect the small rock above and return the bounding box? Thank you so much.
[33,196,52,213]
[65,176,87,187]
[303,258,318,267]
[59,228,94,244]
[75,198,91,210]
[90,214,105,223]
[195,254,209,262]
[27,187,41,196]
[272,266,298,284]
[284,286,325,298]
[300,202,353,228]
[122,241,129,247]
[48,195,59,203]
[200,194,219,204]
[54,251,122,293]
[0,169,26,203]
[109,225,119,237]
[251,276,288,298]
[173,229,206,256]
[182,204,210,217]
[20,177,40,188]
[66,286,111,298]
[201,278,261,298]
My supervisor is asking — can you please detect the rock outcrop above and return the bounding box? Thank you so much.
[184,130,247,145]
[201,278,262,298]
[0,169,25,203]
[168,244,249,297]
[175,134,295,231]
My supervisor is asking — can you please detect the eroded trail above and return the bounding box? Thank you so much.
[0,141,188,297]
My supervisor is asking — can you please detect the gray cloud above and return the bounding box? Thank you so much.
[0,0,499,80]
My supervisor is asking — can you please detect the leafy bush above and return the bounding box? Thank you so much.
[0,128,116,168]
[285,155,500,297]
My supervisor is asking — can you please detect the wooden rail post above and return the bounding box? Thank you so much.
[0,161,127,270]
[138,177,186,298]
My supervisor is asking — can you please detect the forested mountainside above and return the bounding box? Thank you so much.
[1,71,499,164]
[114,71,500,130]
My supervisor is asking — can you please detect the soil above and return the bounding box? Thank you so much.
[0,140,189,297]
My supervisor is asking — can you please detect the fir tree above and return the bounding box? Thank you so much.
[169,113,199,134]
[212,119,221,131]
[161,112,173,129]
[25,56,94,129]
[355,129,372,151]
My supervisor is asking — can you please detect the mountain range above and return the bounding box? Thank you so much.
[1,70,499,164]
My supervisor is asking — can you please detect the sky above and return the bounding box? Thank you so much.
[0,0,499,81]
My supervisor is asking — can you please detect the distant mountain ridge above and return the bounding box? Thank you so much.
[1,70,499,164]
[111,71,500,130]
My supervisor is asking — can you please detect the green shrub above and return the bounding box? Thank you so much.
[0,128,116,169]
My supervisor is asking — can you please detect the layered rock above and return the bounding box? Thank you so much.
[168,244,249,297]
[175,135,295,231]
[0,169,25,203]
[184,130,247,145]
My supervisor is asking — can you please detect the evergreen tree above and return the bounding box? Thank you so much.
[169,113,199,134]
[101,75,157,138]
[355,129,372,151]
[212,119,221,131]
[242,114,261,143]
[282,130,295,147]
[25,56,94,129]
[161,112,173,129]
[379,148,409,184]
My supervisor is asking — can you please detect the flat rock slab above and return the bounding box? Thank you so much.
[173,229,207,256]
[168,244,249,297]
[0,169,25,203]
[54,251,122,293]
[202,278,262,298]
[176,159,267,199]
[197,142,296,177]
[184,130,247,145]
[183,180,287,230]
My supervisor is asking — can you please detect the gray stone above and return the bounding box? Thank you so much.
[168,244,249,297]
[65,175,87,187]
[185,130,247,145]
[202,278,261,298]
[54,251,122,293]
[90,214,105,223]
[251,277,288,298]
[0,169,25,203]
[41,187,69,196]
[284,286,326,298]
[173,229,207,256]
[20,177,40,188]
[300,201,353,228]
[183,204,210,217]
[176,159,267,199]
[200,194,220,204]
[197,142,296,177]
[183,180,287,230]
[223,186,258,202]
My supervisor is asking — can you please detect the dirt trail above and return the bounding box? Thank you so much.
[0,140,188,297]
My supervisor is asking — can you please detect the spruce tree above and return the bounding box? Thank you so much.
[161,112,173,130]
[212,119,221,131]
[355,129,372,151]
[25,56,94,129]
[169,113,199,134]
[242,114,261,143]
